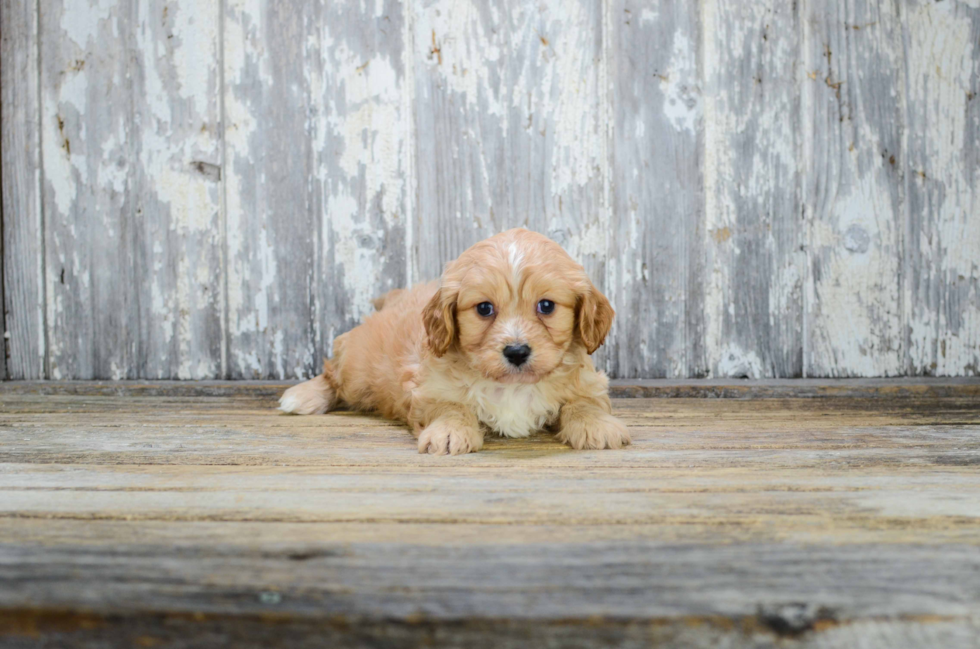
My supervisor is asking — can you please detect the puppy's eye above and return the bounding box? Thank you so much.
[476,302,495,317]
[537,299,555,315]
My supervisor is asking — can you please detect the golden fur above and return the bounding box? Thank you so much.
[279,229,629,455]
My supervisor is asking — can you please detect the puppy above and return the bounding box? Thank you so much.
[279,228,630,455]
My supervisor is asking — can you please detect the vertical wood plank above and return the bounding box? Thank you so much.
[606,2,704,378]
[904,0,980,377]
[40,0,139,379]
[312,0,409,357]
[39,0,223,379]
[223,0,318,379]
[134,0,224,379]
[703,0,804,378]
[802,0,905,377]
[412,0,606,286]
[2,0,45,379]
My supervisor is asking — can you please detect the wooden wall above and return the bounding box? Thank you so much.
[2,0,978,380]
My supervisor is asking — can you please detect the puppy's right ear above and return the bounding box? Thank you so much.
[422,287,456,357]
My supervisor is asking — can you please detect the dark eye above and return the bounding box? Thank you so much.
[476,302,495,317]
[537,299,555,315]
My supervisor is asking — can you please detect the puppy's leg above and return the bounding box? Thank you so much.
[279,363,339,415]
[417,404,484,455]
[555,398,631,450]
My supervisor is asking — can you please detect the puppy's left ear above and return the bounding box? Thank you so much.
[577,283,615,354]
[423,286,457,357]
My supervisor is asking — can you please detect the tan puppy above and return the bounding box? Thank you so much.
[279,228,629,455]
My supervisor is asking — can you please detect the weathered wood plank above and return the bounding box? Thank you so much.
[3,378,980,399]
[412,0,606,285]
[223,0,320,380]
[39,0,139,379]
[3,460,980,535]
[7,0,980,383]
[802,0,906,377]
[703,0,804,378]
[904,1,980,378]
[2,542,979,620]
[222,0,409,380]
[606,1,704,378]
[1,392,979,646]
[1,0,44,379]
[0,605,977,649]
[38,1,222,380]
[313,0,409,359]
[133,1,224,379]
[2,395,978,473]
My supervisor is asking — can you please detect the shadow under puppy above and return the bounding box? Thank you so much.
[279,228,630,455]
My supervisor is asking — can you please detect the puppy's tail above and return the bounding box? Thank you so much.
[278,360,340,415]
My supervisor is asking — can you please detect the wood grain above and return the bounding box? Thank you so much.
[904,0,980,377]
[607,1,704,378]
[2,0,979,380]
[4,377,979,399]
[0,389,978,646]
[412,0,606,286]
[314,0,409,363]
[704,0,803,378]
[38,0,222,380]
[39,0,138,379]
[133,0,224,380]
[1,0,44,379]
[803,0,906,377]
[223,0,319,380]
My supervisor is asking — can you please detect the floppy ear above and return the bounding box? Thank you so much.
[577,283,615,354]
[422,286,457,357]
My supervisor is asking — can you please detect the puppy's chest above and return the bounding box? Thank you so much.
[466,383,561,438]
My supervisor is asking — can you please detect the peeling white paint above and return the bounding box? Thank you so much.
[14,0,980,380]
[905,1,979,375]
[660,31,700,134]
[60,0,114,49]
[715,344,765,379]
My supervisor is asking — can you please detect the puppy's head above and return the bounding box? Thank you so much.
[423,229,613,383]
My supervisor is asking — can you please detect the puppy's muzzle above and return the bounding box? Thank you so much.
[503,344,531,367]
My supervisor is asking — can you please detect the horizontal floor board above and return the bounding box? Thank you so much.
[3,378,980,399]
[1,389,979,647]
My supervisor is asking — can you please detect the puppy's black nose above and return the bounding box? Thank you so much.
[503,344,531,367]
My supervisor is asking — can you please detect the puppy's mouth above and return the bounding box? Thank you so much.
[496,369,541,384]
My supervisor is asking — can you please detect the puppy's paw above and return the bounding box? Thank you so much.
[418,420,483,455]
[279,375,337,415]
[557,411,631,450]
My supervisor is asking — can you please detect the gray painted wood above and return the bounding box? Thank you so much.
[39,0,140,379]
[412,0,606,286]
[904,0,980,377]
[2,0,980,379]
[1,390,979,646]
[223,0,407,380]
[803,0,906,377]
[1,0,44,379]
[38,0,223,379]
[133,1,224,380]
[7,377,979,399]
[607,1,704,379]
[223,0,319,379]
[703,0,804,378]
[314,0,408,361]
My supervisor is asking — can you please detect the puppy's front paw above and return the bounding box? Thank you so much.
[557,411,631,450]
[418,420,484,456]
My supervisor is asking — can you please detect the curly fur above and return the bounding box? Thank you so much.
[279,229,629,455]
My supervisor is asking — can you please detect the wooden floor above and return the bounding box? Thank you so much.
[1,381,979,648]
